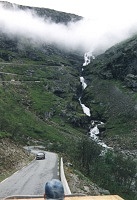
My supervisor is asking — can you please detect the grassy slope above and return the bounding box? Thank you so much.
[0,43,86,152]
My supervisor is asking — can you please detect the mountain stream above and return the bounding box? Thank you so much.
[79,52,112,154]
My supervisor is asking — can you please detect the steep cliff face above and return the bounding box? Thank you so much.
[85,35,137,81]
[81,35,137,150]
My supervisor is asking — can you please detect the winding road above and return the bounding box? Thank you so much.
[0,148,58,199]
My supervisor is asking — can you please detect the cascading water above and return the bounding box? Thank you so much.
[79,52,92,117]
[79,52,112,154]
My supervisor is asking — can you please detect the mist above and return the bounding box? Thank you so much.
[1,3,137,55]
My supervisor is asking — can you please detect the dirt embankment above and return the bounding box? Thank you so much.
[64,165,110,196]
[0,138,34,181]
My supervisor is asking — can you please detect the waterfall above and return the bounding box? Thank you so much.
[79,52,112,153]
[79,97,91,117]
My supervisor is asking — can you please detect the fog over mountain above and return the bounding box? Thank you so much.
[1,2,137,55]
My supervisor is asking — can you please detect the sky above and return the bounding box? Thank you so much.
[1,0,137,19]
[0,0,137,55]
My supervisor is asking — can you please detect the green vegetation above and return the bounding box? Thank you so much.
[72,138,137,200]
[82,78,136,141]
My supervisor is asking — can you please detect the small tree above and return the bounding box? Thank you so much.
[111,153,136,190]
[75,136,101,174]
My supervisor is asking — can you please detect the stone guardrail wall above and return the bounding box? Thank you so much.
[60,157,71,195]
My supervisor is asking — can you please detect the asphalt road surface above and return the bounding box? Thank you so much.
[0,149,59,199]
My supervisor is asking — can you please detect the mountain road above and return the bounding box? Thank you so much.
[0,150,59,199]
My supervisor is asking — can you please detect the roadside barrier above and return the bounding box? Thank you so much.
[60,157,71,195]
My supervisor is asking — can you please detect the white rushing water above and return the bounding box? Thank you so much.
[79,97,91,117]
[80,76,87,89]
[80,52,112,153]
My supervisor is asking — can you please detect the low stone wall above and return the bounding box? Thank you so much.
[60,157,71,195]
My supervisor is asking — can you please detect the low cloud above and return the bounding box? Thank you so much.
[0,3,137,55]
